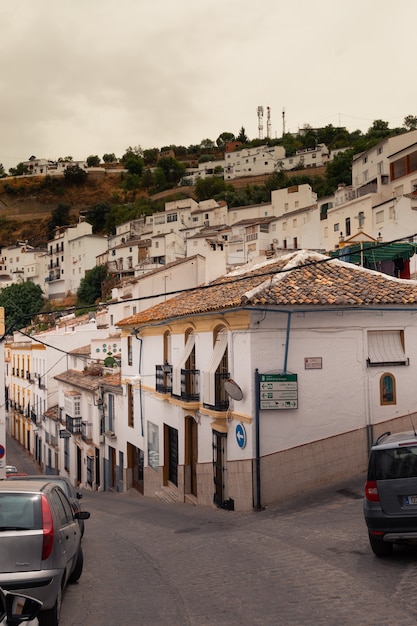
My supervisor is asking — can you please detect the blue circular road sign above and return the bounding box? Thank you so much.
[235,423,246,449]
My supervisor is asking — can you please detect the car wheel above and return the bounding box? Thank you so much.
[369,533,393,557]
[38,584,62,626]
[69,545,84,583]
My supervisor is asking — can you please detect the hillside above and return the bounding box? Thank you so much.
[0,165,318,248]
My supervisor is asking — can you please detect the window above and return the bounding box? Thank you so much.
[203,327,228,409]
[345,217,351,236]
[334,223,340,232]
[147,421,159,471]
[108,393,115,432]
[380,373,396,405]
[358,211,365,228]
[172,332,195,396]
[376,210,384,224]
[127,383,134,427]
[167,213,178,223]
[367,330,408,366]
[127,336,133,366]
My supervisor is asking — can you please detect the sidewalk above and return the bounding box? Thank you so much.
[5,433,43,475]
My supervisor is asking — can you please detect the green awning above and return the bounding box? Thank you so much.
[331,242,417,267]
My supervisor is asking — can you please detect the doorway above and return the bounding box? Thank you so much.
[185,416,198,497]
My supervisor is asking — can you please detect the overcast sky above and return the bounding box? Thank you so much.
[1,0,415,171]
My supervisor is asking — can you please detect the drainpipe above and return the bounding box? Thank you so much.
[134,332,144,437]
[283,312,292,373]
[254,368,261,510]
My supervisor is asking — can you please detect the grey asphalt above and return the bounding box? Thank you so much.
[4,433,42,476]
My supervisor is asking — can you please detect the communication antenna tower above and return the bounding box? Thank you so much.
[257,106,264,140]
[282,108,286,136]
[266,106,271,139]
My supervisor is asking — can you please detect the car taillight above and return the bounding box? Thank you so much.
[41,494,54,560]
[365,480,380,502]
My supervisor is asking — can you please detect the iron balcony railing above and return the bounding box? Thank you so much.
[171,369,200,403]
[155,364,173,394]
[203,372,230,412]
[66,415,82,434]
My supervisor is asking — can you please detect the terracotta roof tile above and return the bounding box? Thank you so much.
[117,250,417,328]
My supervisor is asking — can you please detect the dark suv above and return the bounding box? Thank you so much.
[364,430,417,556]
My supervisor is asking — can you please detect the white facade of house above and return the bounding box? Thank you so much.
[110,250,417,511]
[0,243,48,293]
[182,159,225,185]
[21,157,88,176]
[224,145,286,180]
[47,219,108,300]
[5,315,119,480]
[108,254,226,325]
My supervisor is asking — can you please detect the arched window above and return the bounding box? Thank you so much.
[380,373,396,405]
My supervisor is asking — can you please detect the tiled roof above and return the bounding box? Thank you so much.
[116,250,417,327]
[55,369,103,392]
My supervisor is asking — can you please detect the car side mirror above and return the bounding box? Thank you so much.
[75,511,90,520]
[76,492,83,500]
[3,590,42,626]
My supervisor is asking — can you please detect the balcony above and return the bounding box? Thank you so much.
[172,369,200,403]
[203,372,230,412]
[155,364,173,394]
[66,415,82,434]
[81,421,93,442]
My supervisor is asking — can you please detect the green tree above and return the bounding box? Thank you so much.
[404,115,417,131]
[236,126,249,143]
[46,203,71,239]
[195,176,228,201]
[86,155,101,167]
[324,148,355,193]
[64,165,87,184]
[199,138,215,151]
[123,155,144,176]
[9,162,29,176]
[86,202,111,234]
[102,153,117,163]
[121,146,143,162]
[156,157,185,185]
[0,163,6,178]
[216,132,235,148]
[143,148,159,166]
[76,265,108,306]
[0,281,44,332]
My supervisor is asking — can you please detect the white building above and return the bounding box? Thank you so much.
[320,130,417,271]
[21,157,88,176]
[114,250,417,511]
[0,243,48,293]
[47,218,108,300]
[224,145,286,180]
[4,314,116,475]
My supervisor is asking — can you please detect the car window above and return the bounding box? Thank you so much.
[370,447,417,479]
[0,494,40,530]
[49,489,73,527]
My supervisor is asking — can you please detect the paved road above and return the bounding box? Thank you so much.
[5,435,417,625]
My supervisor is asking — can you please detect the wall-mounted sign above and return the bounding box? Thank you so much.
[235,423,246,448]
[59,429,71,439]
[259,373,298,410]
[304,357,322,370]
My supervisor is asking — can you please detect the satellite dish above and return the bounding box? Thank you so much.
[224,378,243,401]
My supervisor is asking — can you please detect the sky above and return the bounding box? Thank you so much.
[1,0,416,172]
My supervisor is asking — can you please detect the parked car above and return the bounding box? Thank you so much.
[5,467,17,475]
[364,430,417,556]
[7,475,85,536]
[0,587,42,625]
[0,480,90,626]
